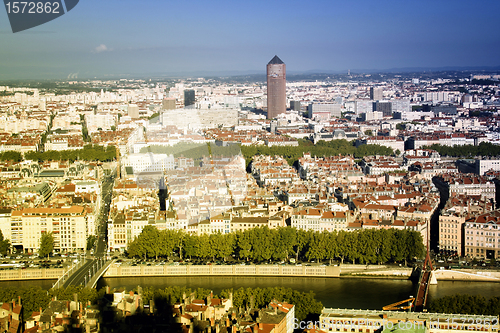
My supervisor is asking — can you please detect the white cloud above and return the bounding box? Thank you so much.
[93,44,112,53]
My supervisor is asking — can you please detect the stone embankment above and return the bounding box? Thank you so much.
[103,263,341,278]
[341,264,500,282]
[340,264,413,278]
[0,267,64,280]
[432,269,500,282]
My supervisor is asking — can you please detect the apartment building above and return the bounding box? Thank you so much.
[442,174,496,201]
[439,212,465,256]
[464,210,500,259]
[10,206,87,253]
[318,308,497,333]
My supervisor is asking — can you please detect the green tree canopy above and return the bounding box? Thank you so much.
[127,226,424,265]
[0,229,11,255]
[39,232,54,258]
[86,235,97,251]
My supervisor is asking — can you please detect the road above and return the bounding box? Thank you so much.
[62,174,114,287]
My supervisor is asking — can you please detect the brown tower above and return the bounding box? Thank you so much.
[266,55,286,119]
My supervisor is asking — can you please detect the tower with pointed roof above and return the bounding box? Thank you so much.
[158,175,169,211]
[266,55,286,119]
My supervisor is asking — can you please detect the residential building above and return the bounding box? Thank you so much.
[10,206,87,253]
[439,213,464,256]
[464,210,500,259]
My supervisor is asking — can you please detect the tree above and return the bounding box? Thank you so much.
[39,232,54,258]
[396,123,406,130]
[183,234,197,259]
[236,231,252,261]
[0,151,22,162]
[364,130,373,136]
[86,235,97,251]
[306,231,327,262]
[141,226,162,259]
[0,230,10,255]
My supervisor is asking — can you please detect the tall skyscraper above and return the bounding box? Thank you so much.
[162,97,176,110]
[290,101,301,112]
[267,55,286,119]
[370,87,383,100]
[128,104,139,119]
[184,89,195,107]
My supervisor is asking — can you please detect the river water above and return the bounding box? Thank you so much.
[2,276,499,309]
[97,276,500,309]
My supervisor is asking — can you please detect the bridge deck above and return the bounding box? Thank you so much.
[414,270,430,311]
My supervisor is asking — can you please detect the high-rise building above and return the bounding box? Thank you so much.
[370,87,383,100]
[128,104,140,119]
[290,101,301,112]
[184,89,195,107]
[267,55,286,119]
[162,98,176,110]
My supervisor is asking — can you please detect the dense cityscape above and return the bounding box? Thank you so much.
[0,62,500,332]
[2,0,500,331]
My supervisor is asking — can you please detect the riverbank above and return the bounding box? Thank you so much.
[0,267,64,280]
[2,263,499,283]
[433,269,500,282]
[102,263,341,278]
[339,264,413,278]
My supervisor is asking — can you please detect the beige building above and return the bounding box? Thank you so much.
[464,210,500,259]
[10,206,87,253]
[438,213,465,256]
[318,308,497,333]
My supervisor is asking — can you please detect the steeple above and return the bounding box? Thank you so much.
[268,55,284,65]
[158,175,169,211]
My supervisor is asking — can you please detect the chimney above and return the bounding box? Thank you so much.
[18,296,21,306]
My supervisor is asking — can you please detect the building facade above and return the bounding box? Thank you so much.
[267,55,286,119]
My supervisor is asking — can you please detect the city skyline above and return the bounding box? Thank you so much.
[1,0,500,80]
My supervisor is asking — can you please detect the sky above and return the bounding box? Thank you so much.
[1,0,500,80]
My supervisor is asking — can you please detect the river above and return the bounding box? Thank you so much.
[2,276,499,309]
[96,276,500,309]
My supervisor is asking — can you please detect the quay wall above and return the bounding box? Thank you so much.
[2,264,499,283]
[103,264,341,278]
[433,269,500,282]
[0,267,63,280]
[339,264,413,278]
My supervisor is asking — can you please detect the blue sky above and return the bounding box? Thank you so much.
[1,0,499,79]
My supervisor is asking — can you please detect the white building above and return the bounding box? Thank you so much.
[122,153,176,174]
[475,159,500,175]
